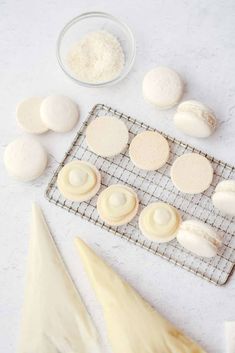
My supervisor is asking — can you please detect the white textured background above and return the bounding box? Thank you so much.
[0,1,235,352]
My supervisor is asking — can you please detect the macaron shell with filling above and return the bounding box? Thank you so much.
[97,184,139,226]
[139,202,181,242]
[176,220,221,258]
[57,161,101,202]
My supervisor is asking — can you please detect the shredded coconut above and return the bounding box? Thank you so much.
[67,30,125,84]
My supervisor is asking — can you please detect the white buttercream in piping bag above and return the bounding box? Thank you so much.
[17,204,101,353]
[75,237,206,353]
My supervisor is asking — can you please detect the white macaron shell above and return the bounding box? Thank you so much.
[174,100,216,138]
[177,228,217,257]
[40,95,79,132]
[215,179,235,193]
[4,137,47,181]
[85,116,129,157]
[212,180,235,216]
[171,153,213,194]
[176,220,221,258]
[174,111,213,138]
[143,66,184,109]
[16,97,49,134]
[212,192,235,216]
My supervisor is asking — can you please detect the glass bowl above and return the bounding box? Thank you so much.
[57,12,136,87]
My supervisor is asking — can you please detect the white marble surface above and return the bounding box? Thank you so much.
[0,1,235,352]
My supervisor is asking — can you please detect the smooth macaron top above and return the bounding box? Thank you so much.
[86,116,129,158]
[143,66,184,109]
[171,153,213,194]
[40,95,79,133]
[129,130,170,171]
[4,137,47,181]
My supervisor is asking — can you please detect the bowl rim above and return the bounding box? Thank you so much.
[56,11,136,87]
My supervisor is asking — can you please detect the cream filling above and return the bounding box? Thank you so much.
[100,187,136,222]
[143,203,179,237]
[59,162,97,196]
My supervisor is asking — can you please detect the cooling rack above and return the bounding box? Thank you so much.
[45,104,235,285]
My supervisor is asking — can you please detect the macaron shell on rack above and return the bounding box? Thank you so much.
[57,160,101,202]
[171,153,213,194]
[176,220,222,258]
[212,180,235,216]
[85,116,129,157]
[129,130,169,171]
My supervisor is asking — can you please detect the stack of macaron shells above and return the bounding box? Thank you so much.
[17,95,79,134]
[4,95,79,182]
[143,66,217,138]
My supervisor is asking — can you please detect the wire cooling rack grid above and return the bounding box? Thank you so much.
[45,104,235,285]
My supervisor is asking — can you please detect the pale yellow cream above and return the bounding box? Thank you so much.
[97,185,138,225]
[140,202,181,242]
[57,160,100,201]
